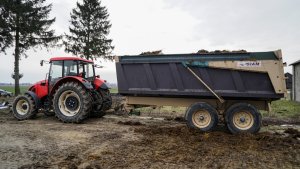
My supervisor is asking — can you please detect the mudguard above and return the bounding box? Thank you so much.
[82,81,94,89]
[50,76,93,95]
[99,83,109,90]
[25,91,41,108]
[94,78,109,90]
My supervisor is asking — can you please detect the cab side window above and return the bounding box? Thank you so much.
[50,61,63,79]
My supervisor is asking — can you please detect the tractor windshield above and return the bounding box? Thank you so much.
[50,60,95,81]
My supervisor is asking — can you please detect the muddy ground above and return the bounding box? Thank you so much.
[0,108,299,169]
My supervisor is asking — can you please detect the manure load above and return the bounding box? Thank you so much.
[115,50,287,133]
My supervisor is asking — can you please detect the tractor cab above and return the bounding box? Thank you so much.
[48,57,95,83]
[39,57,106,95]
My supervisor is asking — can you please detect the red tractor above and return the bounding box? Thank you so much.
[12,57,112,123]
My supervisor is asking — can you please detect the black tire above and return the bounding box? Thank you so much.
[99,89,112,112]
[185,102,219,132]
[53,82,92,123]
[12,95,37,120]
[224,103,261,134]
[89,90,105,118]
[90,89,112,118]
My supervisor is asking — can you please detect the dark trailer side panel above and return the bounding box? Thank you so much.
[116,52,285,101]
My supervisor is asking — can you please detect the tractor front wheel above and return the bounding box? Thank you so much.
[12,95,37,120]
[53,82,92,123]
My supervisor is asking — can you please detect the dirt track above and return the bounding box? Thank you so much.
[0,110,299,169]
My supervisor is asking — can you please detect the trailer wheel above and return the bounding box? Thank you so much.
[225,103,261,134]
[185,102,219,132]
[12,95,37,120]
[53,82,92,123]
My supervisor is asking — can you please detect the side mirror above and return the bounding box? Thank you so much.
[96,75,100,78]
[40,60,49,66]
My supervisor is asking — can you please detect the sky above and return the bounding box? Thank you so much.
[0,0,300,84]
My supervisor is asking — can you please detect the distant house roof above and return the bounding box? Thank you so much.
[290,60,300,66]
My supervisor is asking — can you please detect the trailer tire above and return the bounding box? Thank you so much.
[185,102,219,132]
[225,103,261,134]
[12,95,37,120]
[53,82,92,123]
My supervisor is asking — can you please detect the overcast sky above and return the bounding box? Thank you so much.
[1,0,300,84]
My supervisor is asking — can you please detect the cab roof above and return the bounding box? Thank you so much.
[50,57,93,63]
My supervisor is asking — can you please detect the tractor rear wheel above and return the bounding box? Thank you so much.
[12,95,37,120]
[90,89,112,118]
[53,82,92,123]
[99,89,112,112]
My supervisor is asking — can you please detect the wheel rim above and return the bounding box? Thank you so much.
[232,111,254,130]
[192,110,211,128]
[16,99,29,115]
[58,90,81,117]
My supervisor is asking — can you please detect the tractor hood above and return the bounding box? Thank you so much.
[29,80,48,91]
[28,80,48,99]
[31,80,47,87]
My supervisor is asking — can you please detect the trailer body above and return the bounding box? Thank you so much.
[115,50,287,133]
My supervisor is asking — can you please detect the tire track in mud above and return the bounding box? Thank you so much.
[53,123,300,169]
[0,110,300,169]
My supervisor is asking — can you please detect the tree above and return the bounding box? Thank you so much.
[0,0,59,95]
[64,0,114,61]
[12,73,23,80]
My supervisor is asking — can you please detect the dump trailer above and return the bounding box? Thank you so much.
[116,50,287,134]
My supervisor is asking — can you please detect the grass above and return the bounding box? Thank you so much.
[136,106,186,117]
[0,86,29,94]
[109,88,118,93]
[136,100,300,119]
[263,100,300,119]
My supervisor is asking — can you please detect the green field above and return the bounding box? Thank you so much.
[137,99,300,119]
[0,86,29,94]
[262,100,300,118]
[109,88,118,93]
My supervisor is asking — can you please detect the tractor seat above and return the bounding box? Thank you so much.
[67,72,78,76]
